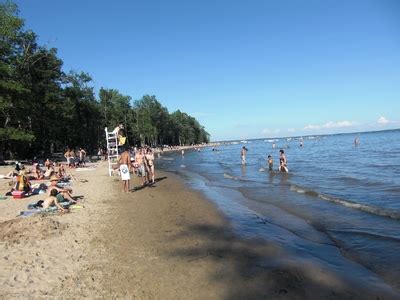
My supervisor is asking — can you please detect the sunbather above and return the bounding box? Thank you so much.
[48,175,77,203]
[44,158,53,169]
[42,189,68,212]
[57,163,66,178]
[34,163,44,180]
[13,170,31,193]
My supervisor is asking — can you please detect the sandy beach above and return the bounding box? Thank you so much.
[0,162,398,299]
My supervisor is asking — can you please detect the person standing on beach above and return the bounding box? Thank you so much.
[241,146,248,165]
[118,147,132,192]
[78,148,86,167]
[64,148,71,166]
[69,149,76,168]
[135,148,146,186]
[145,148,155,184]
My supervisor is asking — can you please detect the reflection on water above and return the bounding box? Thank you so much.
[241,165,246,177]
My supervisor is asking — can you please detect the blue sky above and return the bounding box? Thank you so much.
[14,0,400,141]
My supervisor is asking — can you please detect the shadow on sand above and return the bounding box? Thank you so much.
[130,176,168,192]
[165,223,398,299]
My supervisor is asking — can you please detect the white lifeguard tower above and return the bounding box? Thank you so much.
[105,127,119,176]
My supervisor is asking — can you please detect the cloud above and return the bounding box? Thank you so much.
[377,116,390,125]
[325,120,355,128]
[261,128,281,135]
[287,128,296,132]
[304,124,321,130]
[261,128,271,134]
[304,120,355,130]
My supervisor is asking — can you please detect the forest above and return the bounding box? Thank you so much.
[0,2,210,160]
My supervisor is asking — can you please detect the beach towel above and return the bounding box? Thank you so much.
[120,164,130,180]
[70,204,84,209]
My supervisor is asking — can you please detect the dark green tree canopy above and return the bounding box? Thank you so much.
[0,2,209,160]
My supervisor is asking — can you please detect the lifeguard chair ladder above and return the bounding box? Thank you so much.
[105,127,119,176]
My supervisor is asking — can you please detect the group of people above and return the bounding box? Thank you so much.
[240,146,288,173]
[3,159,79,213]
[64,148,87,168]
[117,146,156,193]
[42,175,77,213]
[2,159,67,183]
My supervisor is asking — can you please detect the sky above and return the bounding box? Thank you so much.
[13,0,400,141]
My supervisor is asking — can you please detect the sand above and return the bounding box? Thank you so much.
[0,162,399,299]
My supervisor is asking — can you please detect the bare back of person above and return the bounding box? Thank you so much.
[120,150,131,165]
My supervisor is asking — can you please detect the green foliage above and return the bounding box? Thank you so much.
[0,127,35,141]
[0,2,209,159]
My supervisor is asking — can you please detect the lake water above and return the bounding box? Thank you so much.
[157,129,400,292]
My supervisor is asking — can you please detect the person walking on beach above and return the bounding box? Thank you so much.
[118,147,132,192]
[241,146,248,165]
[279,149,288,173]
[135,148,146,186]
[145,148,155,185]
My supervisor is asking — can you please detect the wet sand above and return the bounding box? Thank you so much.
[0,162,398,298]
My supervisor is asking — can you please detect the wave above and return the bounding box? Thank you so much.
[367,163,392,168]
[327,229,400,242]
[223,173,238,180]
[384,187,400,193]
[332,175,384,188]
[223,173,256,183]
[290,185,400,220]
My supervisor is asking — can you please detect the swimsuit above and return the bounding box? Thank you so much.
[120,164,130,180]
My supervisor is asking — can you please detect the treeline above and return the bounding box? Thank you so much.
[0,2,209,159]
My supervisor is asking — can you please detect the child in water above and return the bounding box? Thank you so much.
[267,155,273,171]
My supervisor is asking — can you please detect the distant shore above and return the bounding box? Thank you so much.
[0,162,398,298]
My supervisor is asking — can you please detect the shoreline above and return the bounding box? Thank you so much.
[0,163,398,298]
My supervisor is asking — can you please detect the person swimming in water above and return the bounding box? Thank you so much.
[354,136,360,147]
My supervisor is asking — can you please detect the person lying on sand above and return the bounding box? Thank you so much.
[42,189,69,212]
[0,170,18,179]
[1,162,25,179]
